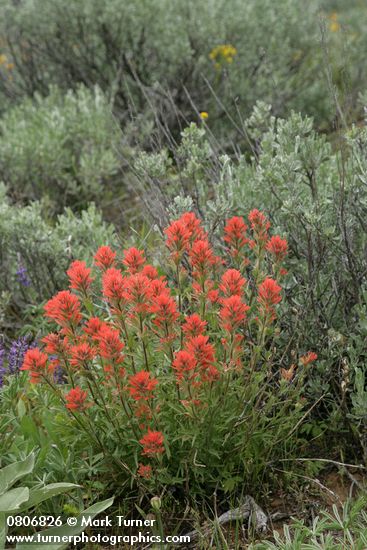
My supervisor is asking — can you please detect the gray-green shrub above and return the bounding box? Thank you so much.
[0,189,117,335]
[0,0,358,138]
[0,85,122,209]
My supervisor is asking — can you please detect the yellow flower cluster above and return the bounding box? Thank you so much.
[200,111,209,120]
[209,44,237,69]
[0,53,14,70]
[329,12,341,33]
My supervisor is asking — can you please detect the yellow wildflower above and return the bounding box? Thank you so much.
[330,21,341,32]
[6,63,14,70]
[329,12,340,32]
[0,54,7,65]
[200,111,209,120]
[209,44,237,68]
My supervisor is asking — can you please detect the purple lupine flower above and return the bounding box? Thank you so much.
[0,342,6,387]
[16,264,31,287]
[7,337,35,375]
[54,363,66,385]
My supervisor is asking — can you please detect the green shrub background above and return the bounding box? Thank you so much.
[0,0,366,546]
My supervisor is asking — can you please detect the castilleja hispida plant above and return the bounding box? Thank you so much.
[21,211,317,496]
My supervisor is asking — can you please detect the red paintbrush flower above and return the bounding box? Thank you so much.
[165,219,191,261]
[65,386,89,411]
[220,295,250,331]
[69,341,96,368]
[172,350,197,383]
[44,291,82,329]
[189,239,218,277]
[139,430,165,456]
[142,264,159,280]
[122,247,146,273]
[123,273,153,314]
[248,209,270,242]
[257,277,282,321]
[150,293,179,328]
[185,334,216,371]
[67,260,93,293]
[137,463,152,479]
[94,246,116,270]
[266,235,288,262]
[224,216,248,256]
[42,333,69,355]
[128,370,158,401]
[83,317,105,338]
[300,352,318,366]
[182,314,207,337]
[149,278,170,299]
[97,325,125,364]
[21,348,49,384]
[219,269,246,297]
[102,268,126,302]
[180,212,206,241]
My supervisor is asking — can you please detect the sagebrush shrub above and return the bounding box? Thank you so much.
[0,192,117,336]
[0,0,352,140]
[20,211,317,499]
[0,85,122,209]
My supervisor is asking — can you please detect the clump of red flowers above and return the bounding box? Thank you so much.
[94,246,116,270]
[257,277,282,321]
[65,386,89,411]
[44,290,82,330]
[22,210,294,476]
[139,430,165,456]
[21,348,49,384]
[67,260,93,294]
[300,352,318,366]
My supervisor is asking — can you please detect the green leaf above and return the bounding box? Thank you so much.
[0,513,6,550]
[0,487,29,512]
[16,497,114,550]
[19,417,40,445]
[0,454,35,495]
[17,399,26,419]
[22,483,80,511]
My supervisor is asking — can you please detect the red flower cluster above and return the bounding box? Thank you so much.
[220,295,250,332]
[224,216,248,257]
[44,291,82,330]
[300,352,318,366]
[150,294,179,329]
[248,209,270,243]
[257,278,282,321]
[21,348,49,384]
[67,260,93,294]
[266,235,288,263]
[139,430,165,456]
[182,314,207,337]
[97,325,125,364]
[22,209,290,475]
[102,268,126,302]
[65,386,88,411]
[122,248,146,274]
[172,350,197,383]
[165,212,206,263]
[137,463,152,479]
[219,269,246,297]
[70,341,96,368]
[42,333,70,356]
[128,371,158,401]
[94,246,116,270]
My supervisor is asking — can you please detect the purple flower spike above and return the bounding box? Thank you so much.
[16,264,31,287]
